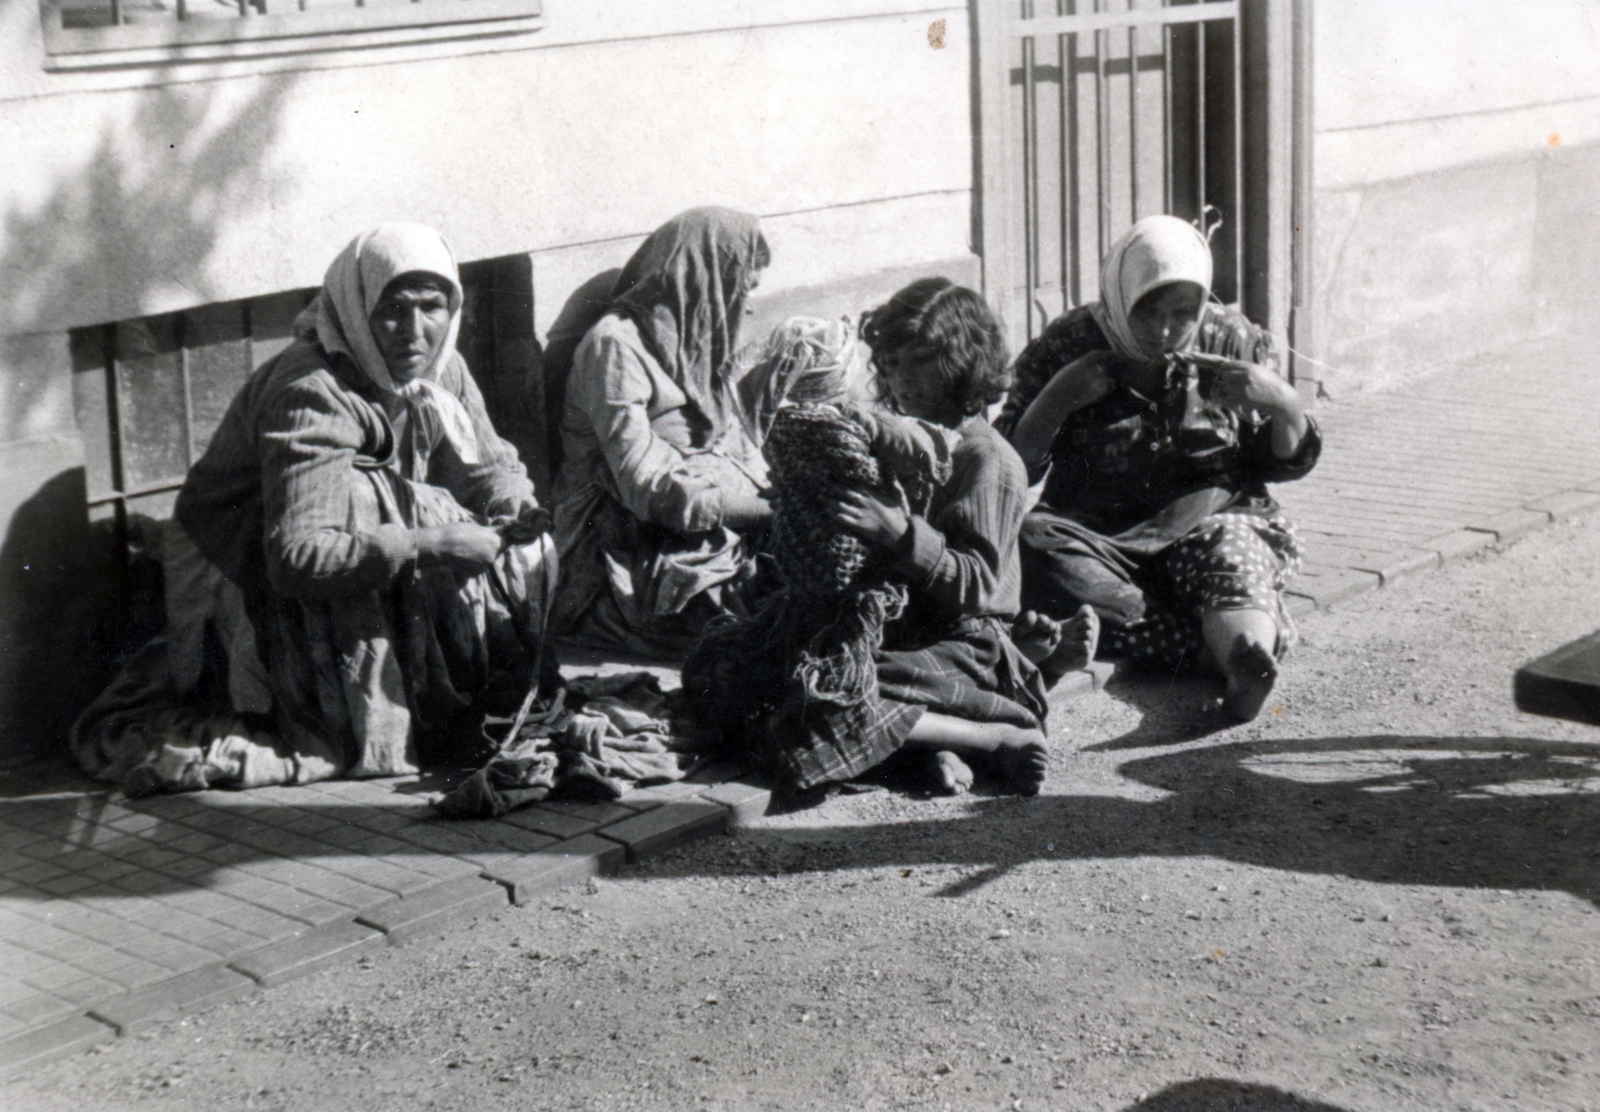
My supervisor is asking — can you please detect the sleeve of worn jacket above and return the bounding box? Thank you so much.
[890,431,1028,616]
[569,327,723,534]
[429,355,539,518]
[259,376,418,601]
[1242,412,1322,484]
[1205,311,1322,485]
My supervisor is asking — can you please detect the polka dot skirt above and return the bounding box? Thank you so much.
[1102,510,1304,671]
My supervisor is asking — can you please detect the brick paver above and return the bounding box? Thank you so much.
[1278,333,1600,604]
[5,333,1596,1073]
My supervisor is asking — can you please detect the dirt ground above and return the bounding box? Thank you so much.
[7,515,1600,1112]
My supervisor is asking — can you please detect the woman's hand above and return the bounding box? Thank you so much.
[417,522,504,572]
[1197,355,1310,459]
[831,488,910,550]
[1204,357,1295,413]
[1010,351,1120,466]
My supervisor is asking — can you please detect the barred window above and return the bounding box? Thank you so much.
[70,253,543,551]
[41,0,542,60]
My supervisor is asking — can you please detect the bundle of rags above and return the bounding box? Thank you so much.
[683,403,952,789]
[432,672,706,818]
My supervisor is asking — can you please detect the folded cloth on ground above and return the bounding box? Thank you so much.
[431,672,706,818]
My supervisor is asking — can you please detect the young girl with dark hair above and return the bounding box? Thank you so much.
[689,278,1081,797]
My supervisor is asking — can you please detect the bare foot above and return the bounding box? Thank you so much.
[1224,634,1278,722]
[931,750,974,795]
[993,739,1049,797]
[1012,610,1062,664]
[1040,604,1100,677]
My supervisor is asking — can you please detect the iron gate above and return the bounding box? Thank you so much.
[977,0,1305,356]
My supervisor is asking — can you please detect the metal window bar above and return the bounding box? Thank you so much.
[1011,0,1240,336]
[86,303,258,518]
[1203,14,1209,230]
[1021,0,1037,339]
[1127,14,1138,223]
[1231,8,1244,302]
[1094,11,1109,271]
[1162,12,1173,215]
[1058,3,1080,309]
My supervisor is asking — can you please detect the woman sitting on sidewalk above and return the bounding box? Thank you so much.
[71,224,556,792]
[996,215,1320,721]
[547,208,776,659]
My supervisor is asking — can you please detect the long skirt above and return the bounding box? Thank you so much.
[1021,506,1304,671]
[69,491,556,793]
[752,616,1049,792]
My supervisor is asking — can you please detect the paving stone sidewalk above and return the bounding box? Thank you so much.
[0,751,774,1076]
[1277,333,1600,611]
[4,332,1598,1077]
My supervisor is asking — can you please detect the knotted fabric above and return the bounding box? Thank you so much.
[1090,214,1214,364]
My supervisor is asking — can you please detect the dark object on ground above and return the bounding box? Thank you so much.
[1515,628,1600,726]
[1122,1077,1351,1111]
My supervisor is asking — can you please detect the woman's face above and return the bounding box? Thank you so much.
[369,274,452,383]
[1127,281,1204,359]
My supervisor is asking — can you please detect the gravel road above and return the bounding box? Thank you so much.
[7,515,1599,1112]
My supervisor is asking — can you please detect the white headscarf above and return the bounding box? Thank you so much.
[293,223,481,465]
[1091,215,1214,364]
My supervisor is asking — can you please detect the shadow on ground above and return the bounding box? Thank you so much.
[3,731,1596,908]
[1116,1077,1351,1111]
[1077,670,1239,751]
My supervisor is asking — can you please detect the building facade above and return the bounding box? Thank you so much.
[2,0,1597,757]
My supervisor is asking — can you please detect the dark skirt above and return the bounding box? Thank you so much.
[755,615,1049,792]
[549,480,758,661]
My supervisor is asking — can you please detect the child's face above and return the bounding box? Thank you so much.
[880,355,954,425]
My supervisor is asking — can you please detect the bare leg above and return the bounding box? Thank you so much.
[904,712,1048,796]
[1201,607,1279,722]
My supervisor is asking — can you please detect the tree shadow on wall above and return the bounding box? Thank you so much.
[0,74,301,764]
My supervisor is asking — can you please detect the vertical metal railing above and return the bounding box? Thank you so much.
[1057,0,1081,310]
[1230,8,1245,301]
[1020,0,1040,338]
[1006,0,1244,340]
[1127,15,1139,222]
[1093,8,1111,271]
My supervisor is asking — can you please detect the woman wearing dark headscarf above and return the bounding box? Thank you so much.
[72,224,555,792]
[997,215,1320,721]
[548,207,774,657]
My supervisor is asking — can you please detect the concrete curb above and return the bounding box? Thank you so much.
[1286,482,1600,613]
[0,1014,115,1078]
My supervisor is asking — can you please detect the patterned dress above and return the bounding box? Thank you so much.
[994,303,1320,669]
